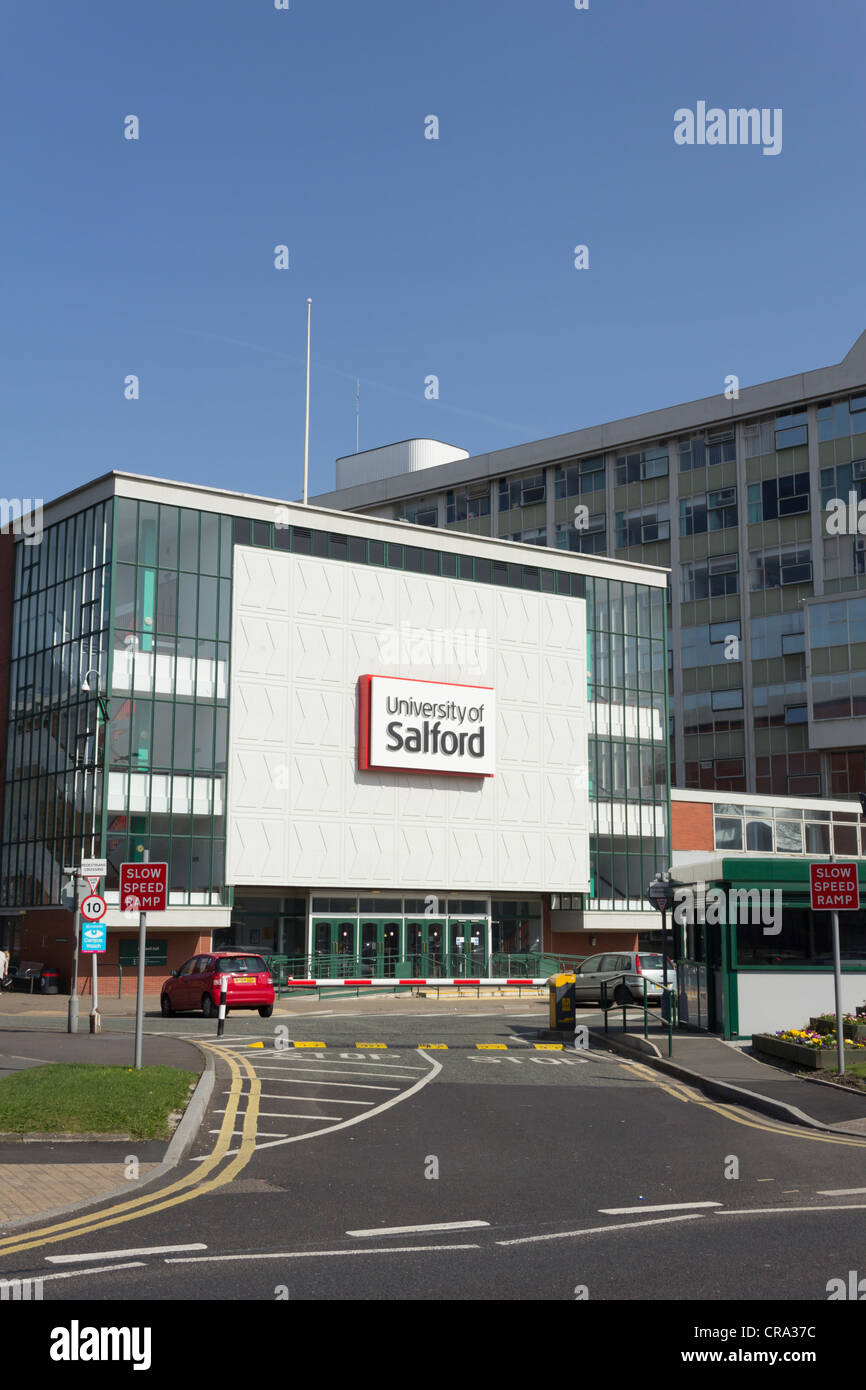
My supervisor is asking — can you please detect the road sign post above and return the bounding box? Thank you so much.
[810,858,861,1076]
[63,869,83,1034]
[75,861,107,1033]
[80,916,107,1033]
[120,857,168,1070]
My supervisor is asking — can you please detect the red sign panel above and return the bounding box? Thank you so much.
[810,862,860,912]
[120,862,168,912]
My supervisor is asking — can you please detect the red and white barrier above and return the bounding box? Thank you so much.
[280,977,547,988]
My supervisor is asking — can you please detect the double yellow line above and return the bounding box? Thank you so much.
[0,1042,261,1258]
[617,1056,866,1147]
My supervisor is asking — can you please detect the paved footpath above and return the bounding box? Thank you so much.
[0,1027,204,1230]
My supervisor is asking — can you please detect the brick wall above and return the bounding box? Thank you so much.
[13,913,211,995]
[671,798,714,852]
[545,929,638,959]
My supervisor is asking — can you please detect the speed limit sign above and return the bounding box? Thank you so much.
[80,894,107,922]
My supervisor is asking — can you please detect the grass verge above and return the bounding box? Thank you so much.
[0,1064,198,1139]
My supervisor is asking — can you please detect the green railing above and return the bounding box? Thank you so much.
[601,972,678,1056]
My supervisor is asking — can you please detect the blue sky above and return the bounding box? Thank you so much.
[3,0,865,506]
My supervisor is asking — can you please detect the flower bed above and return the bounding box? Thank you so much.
[753,1029,866,1070]
[809,1015,866,1042]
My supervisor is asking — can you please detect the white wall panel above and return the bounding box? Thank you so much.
[227,547,590,890]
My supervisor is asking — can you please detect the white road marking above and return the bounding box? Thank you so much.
[717,1203,866,1216]
[212,1113,347,1123]
[497,1214,706,1245]
[228,1076,401,1091]
[247,1067,419,1078]
[265,1058,428,1072]
[599,1201,723,1215]
[35,1262,147,1282]
[164,1243,480,1263]
[347,1220,490,1237]
[816,1187,866,1196]
[217,1097,374,1109]
[47,1244,207,1264]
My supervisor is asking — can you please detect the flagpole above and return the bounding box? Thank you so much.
[303,298,311,504]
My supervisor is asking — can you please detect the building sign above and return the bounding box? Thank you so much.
[358,675,495,777]
[119,862,168,912]
[810,862,860,911]
[118,939,168,967]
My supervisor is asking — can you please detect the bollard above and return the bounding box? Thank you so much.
[217,975,228,1037]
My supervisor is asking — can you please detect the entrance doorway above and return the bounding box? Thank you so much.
[405,920,445,977]
[312,919,357,977]
[448,919,487,976]
[358,919,402,977]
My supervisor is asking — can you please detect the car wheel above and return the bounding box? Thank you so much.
[258,1005,274,1019]
[202,993,216,1018]
[613,985,629,1007]
[160,994,174,1017]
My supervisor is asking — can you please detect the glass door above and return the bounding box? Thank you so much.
[358,919,403,977]
[405,920,445,977]
[447,919,487,976]
[313,919,357,978]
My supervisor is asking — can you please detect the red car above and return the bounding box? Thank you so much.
[160,952,275,1019]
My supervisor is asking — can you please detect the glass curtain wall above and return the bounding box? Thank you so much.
[585,576,670,911]
[106,499,232,905]
[0,501,113,905]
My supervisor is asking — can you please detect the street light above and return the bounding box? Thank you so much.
[646,872,679,990]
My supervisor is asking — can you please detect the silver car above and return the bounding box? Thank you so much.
[573,951,676,1007]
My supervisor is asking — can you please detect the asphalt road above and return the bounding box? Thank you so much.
[1,1000,866,1319]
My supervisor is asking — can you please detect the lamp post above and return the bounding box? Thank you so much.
[646,872,677,987]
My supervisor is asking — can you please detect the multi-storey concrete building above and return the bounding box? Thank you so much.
[313,329,866,802]
[0,473,669,992]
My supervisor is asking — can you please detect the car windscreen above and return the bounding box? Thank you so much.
[638,954,672,969]
[214,956,268,973]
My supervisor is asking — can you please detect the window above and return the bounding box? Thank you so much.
[711,689,743,710]
[746,819,773,851]
[555,456,605,498]
[679,432,735,471]
[818,396,866,442]
[812,674,853,721]
[681,622,741,668]
[506,527,547,546]
[616,503,670,548]
[556,516,606,554]
[820,461,866,510]
[401,499,438,527]
[714,817,743,849]
[446,485,490,523]
[615,446,668,485]
[679,554,738,602]
[747,473,810,522]
[750,612,805,660]
[774,409,808,450]
[784,704,808,724]
[751,546,812,589]
[499,473,546,510]
[680,487,737,536]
